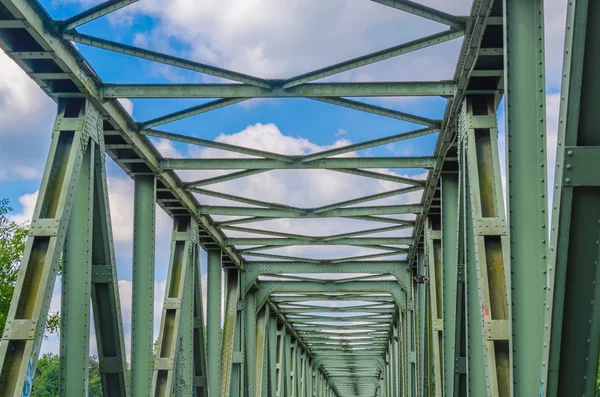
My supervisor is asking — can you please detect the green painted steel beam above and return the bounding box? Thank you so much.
[199,204,423,217]
[283,29,463,88]
[321,225,412,241]
[60,0,138,31]
[90,143,129,396]
[143,129,293,162]
[139,98,248,129]
[206,249,222,397]
[101,81,457,98]
[541,1,600,396]
[441,173,458,397]
[345,215,416,226]
[215,216,273,227]
[189,188,304,211]
[151,217,196,396]
[313,186,423,214]
[185,169,268,188]
[461,132,487,396]
[257,281,406,309]
[0,100,95,396]
[131,175,156,397]
[228,237,413,246]
[332,168,426,186]
[221,225,317,240]
[64,32,271,87]
[310,97,441,128]
[60,142,95,397]
[302,127,437,162]
[371,0,466,30]
[329,250,408,264]
[161,156,436,170]
[504,0,548,395]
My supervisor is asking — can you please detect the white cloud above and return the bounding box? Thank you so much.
[0,50,56,179]
[9,191,38,225]
[335,128,348,137]
[117,98,135,115]
[106,0,470,81]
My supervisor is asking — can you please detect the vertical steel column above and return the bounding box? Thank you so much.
[415,248,426,396]
[541,1,600,395]
[401,312,409,396]
[425,218,443,395]
[60,138,95,396]
[245,288,257,396]
[392,318,399,396]
[407,282,417,397]
[454,143,468,397]
[462,121,487,397]
[254,306,269,397]
[462,95,511,396]
[192,246,208,397]
[283,331,292,397]
[276,326,286,396]
[131,174,156,397]
[90,130,129,397]
[459,95,511,396]
[441,172,459,396]
[0,99,96,396]
[503,0,548,395]
[152,216,196,397]
[206,248,222,397]
[268,316,277,397]
[220,269,240,397]
[230,274,244,397]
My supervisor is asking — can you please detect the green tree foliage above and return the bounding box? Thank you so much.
[0,199,59,335]
[31,354,103,396]
[30,354,59,397]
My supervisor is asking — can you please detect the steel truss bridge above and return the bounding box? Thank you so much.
[0,0,598,396]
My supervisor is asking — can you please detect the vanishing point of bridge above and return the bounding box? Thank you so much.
[0,0,598,396]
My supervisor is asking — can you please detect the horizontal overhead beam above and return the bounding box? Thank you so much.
[101,81,457,98]
[60,0,138,31]
[311,97,442,128]
[282,29,464,88]
[64,32,271,87]
[198,205,423,217]
[161,157,436,170]
[371,0,466,30]
[227,237,413,246]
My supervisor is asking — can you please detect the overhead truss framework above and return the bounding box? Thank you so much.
[0,0,594,397]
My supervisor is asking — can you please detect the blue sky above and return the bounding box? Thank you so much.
[0,0,568,355]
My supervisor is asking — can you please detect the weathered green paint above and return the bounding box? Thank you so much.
[151,216,196,397]
[60,138,95,397]
[206,249,222,397]
[0,99,98,396]
[102,81,457,99]
[161,156,436,170]
[131,175,155,397]
[441,173,459,397]
[503,1,548,395]
[0,0,582,395]
[61,0,139,31]
[541,1,600,396]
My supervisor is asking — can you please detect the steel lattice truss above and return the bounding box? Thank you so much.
[1,0,599,397]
